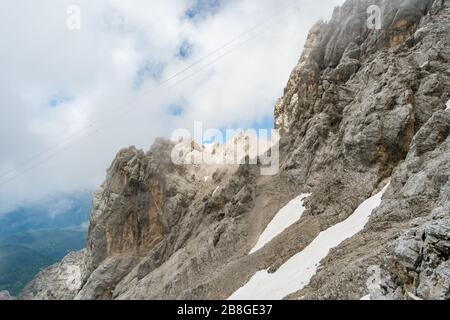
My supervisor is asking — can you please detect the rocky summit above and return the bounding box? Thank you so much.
[11,0,450,300]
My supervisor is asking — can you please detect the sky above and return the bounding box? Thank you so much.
[0,0,344,214]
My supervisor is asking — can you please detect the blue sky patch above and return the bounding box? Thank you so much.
[214,115,275,143]
[168,104,184,116]
[48,93,74,108]
[185,0,223,21]
[250,115,275,132]
[134,61,166,88]
[177,40,193,60]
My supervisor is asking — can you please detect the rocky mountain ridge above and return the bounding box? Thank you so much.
[8,0,450,300]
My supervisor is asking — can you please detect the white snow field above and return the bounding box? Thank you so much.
[249,194,311,254]
[229,183,390,300]
[446,99,450,111]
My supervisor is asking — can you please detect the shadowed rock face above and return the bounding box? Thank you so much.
[19,0,449,300]
[83,145,166,279]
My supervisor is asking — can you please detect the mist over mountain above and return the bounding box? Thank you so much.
[1,0,449,301]
[0,229,87,295]
[0,191,91,236]
[0,192,91,295]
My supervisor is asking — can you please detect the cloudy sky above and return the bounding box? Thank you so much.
[0,0,344,214]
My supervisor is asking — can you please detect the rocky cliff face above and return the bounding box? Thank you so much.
[15,0,449,300]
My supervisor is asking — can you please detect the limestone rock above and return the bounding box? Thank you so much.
[19,251,85,300]
[0,291,13,300]
[21,0,450,300]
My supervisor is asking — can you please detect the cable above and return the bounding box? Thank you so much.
[0,0,302,187]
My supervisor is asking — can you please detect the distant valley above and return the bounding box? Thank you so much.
[0,192,91,295]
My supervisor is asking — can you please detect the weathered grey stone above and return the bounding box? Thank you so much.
[20,0,450,300]
[391,239,423,270]
[417,260,450,299]
[19,251,85,300]
[0,291,13,300]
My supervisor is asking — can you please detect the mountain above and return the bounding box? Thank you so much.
[0,191,92,237]
[0,192,91,295]
[0,229,87,295]
[14,0,450,300]
[0,244,48,295]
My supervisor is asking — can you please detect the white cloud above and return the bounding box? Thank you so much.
[0,0,344,213]
[48,198,75,219]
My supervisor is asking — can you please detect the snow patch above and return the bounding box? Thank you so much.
[204,176,209,182]
[446,99,450,111]
[407,291,422,300]
[212,186,220,197]
[229,183,390,300]
[64,264,82,291]
[360,294,371,300]
[249,194,310,254]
